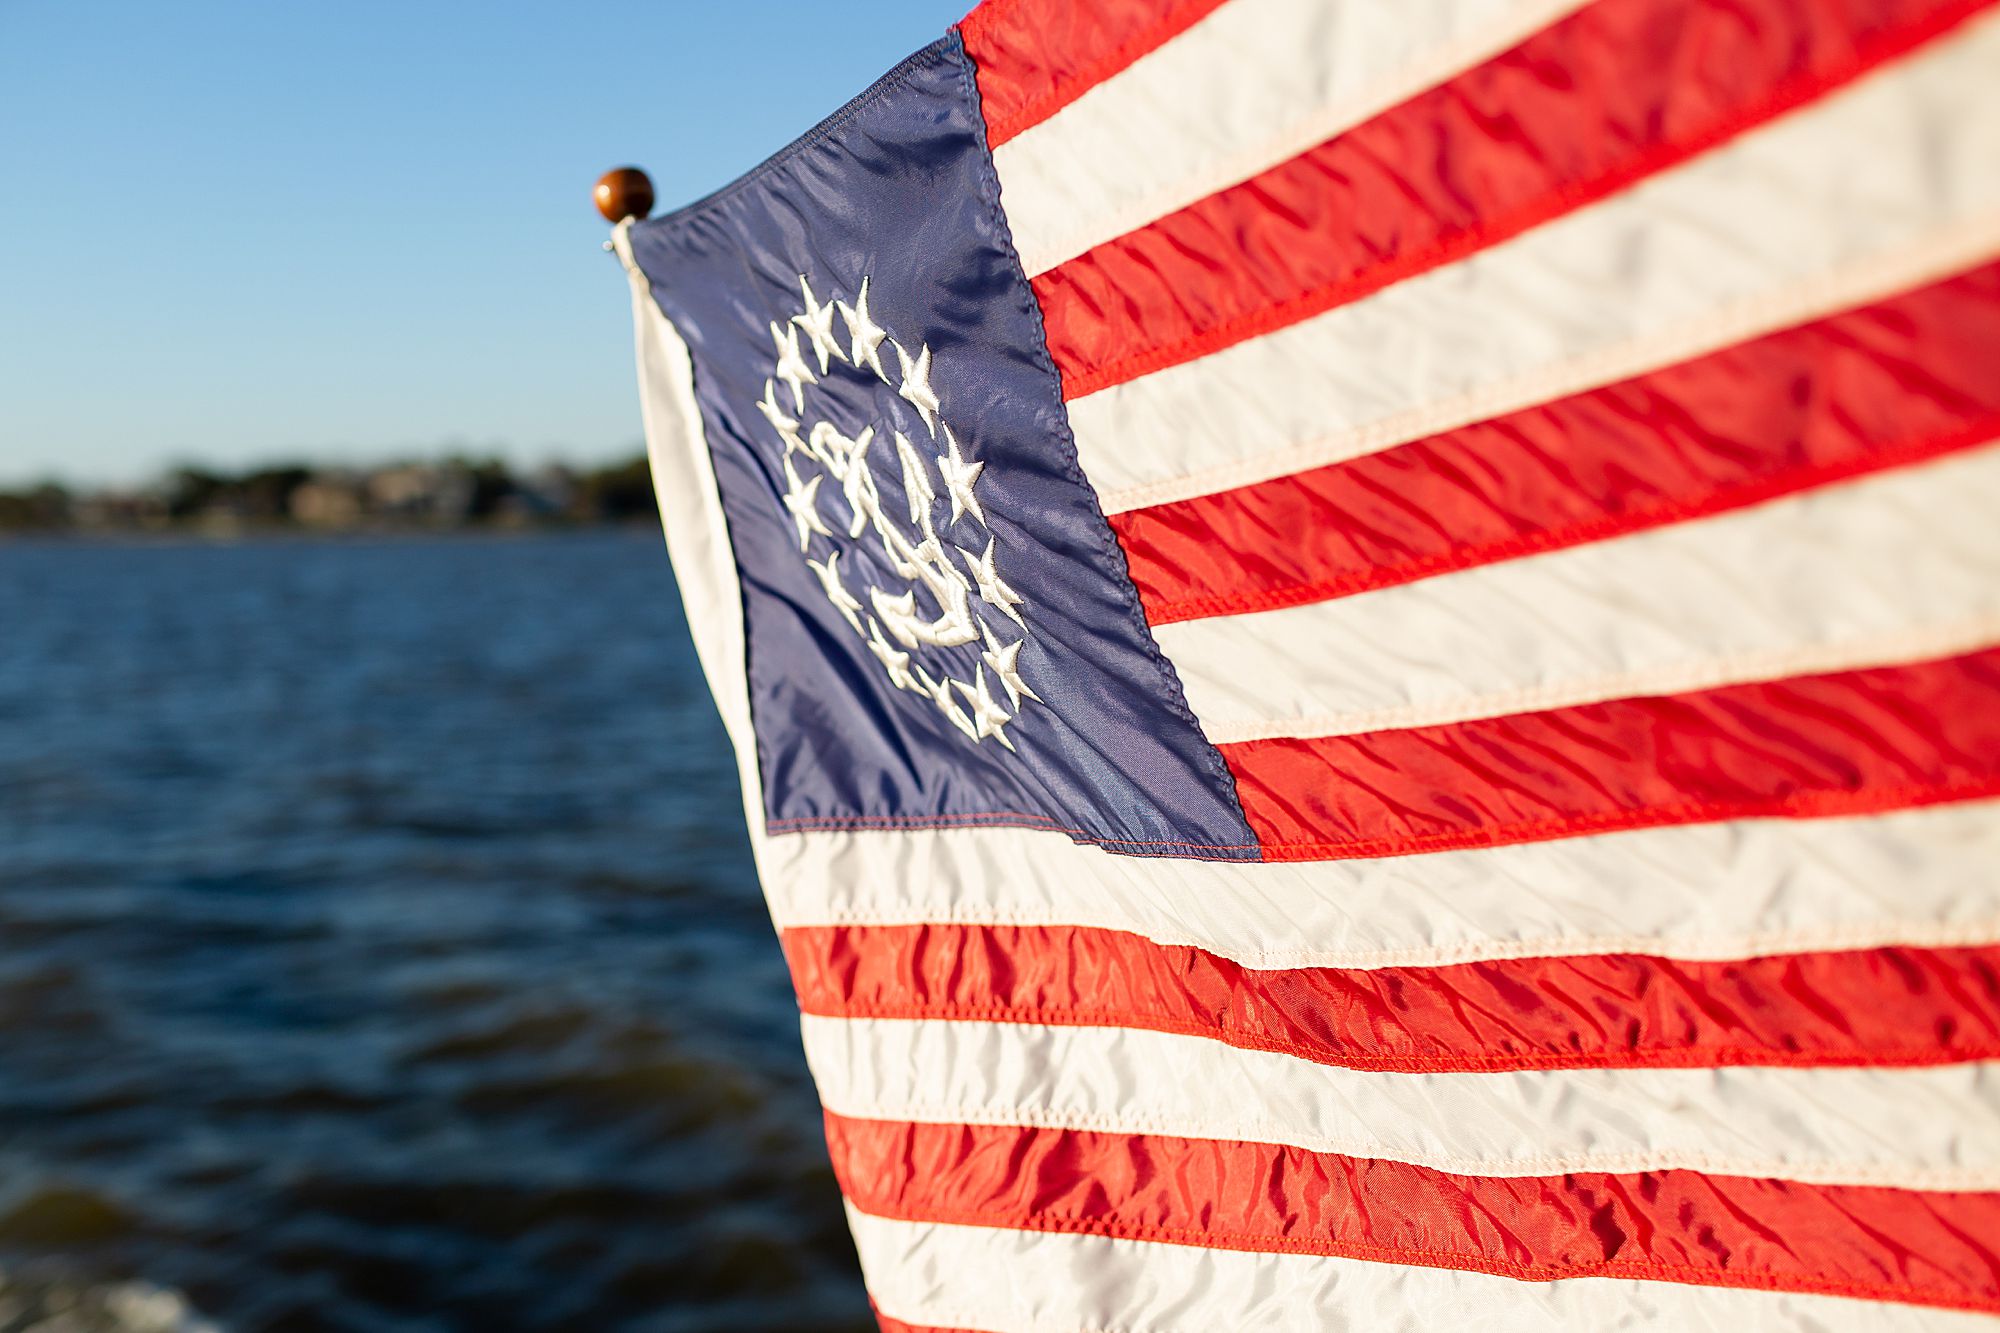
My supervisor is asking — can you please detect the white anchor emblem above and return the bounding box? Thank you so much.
[752,275,1040,749]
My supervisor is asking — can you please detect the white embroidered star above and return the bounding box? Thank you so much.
[836,425,877,538]
[981,621,1041,708]
[936,426,985,526]
[870,587,923,649]
[806,550,864,631]
[885,533,923,583]
[770,319,816,411]
[893,430,936,528]
[807,420,852,476]
[756,379,804,454]
[781,456,830,551]
[791,276,845,374]
[865,618,921,692]
[961,537,1026,627]
[838,277,890,382]
[895,340,940,437]
[953,665,1016,751]
[917,665,979,740]
[909,539,977,647]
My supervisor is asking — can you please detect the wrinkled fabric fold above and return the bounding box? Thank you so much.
[1224,647,2000,859]
[1037,0,1992,396]
[785,923,2000,1072]
[1112,260,2000,625]
[831,1114,2000,1312]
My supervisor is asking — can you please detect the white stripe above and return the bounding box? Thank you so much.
[806,1015,2000,1189]
[620,227,842,967]
[993,0,1586,278]
[1153,444,2000,743]
[618,227,767,821]
[851,1210,1999,1333]
[763,802,2000,971]
[1068,12,2000,514]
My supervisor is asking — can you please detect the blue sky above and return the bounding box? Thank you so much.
[0,0,969,486]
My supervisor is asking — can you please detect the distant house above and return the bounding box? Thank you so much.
[290,476,365,529]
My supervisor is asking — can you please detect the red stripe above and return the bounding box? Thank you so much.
[874,1311,991,1333]
[1223,648,2000,861]
[786,924,2000,1073]
[958,0,1229,149]
[829,1114,2000,1313]
[1112,262,2000,626]
[1035,0,1991,398]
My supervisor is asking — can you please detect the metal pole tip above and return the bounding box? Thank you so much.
[594,167,655,224]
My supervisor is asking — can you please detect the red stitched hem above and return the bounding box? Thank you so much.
[794,998,2000,1074]
[1242,781,2000,862]
[764,810,1262,856]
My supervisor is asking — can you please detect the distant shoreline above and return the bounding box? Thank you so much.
[0,454,658,538]
[0,520,663,546]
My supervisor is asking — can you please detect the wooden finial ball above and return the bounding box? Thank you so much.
[594,167,655,224]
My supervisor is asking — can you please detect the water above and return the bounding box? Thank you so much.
[0,533,871,1332]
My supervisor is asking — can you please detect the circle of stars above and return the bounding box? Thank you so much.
[752,273,1038,750]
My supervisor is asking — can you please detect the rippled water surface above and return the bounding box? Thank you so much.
[0,533,870,1332]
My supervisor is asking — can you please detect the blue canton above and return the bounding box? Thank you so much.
[625,35,1256,859]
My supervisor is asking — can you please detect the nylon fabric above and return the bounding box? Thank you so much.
[872,1313,991,1333]
[992,0,1588,278]
[611,0,2000,1323]
[1037,0,1992,397]
[957,0,1230,148]
[1154,442,2000,742]
[1224,647,2000,860]
[850,1209,2000,1332]
[1066,9,2000,513]
[623,39,1255,855]
[829,1114,2000,1312]
[760,802,2000,970]
[801,1015,2000,1188]
[1113,259,2000,625]
[784,924,2000,1072]
[612,226,774,844]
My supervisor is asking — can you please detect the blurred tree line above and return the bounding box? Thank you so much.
[0,455,659,535]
